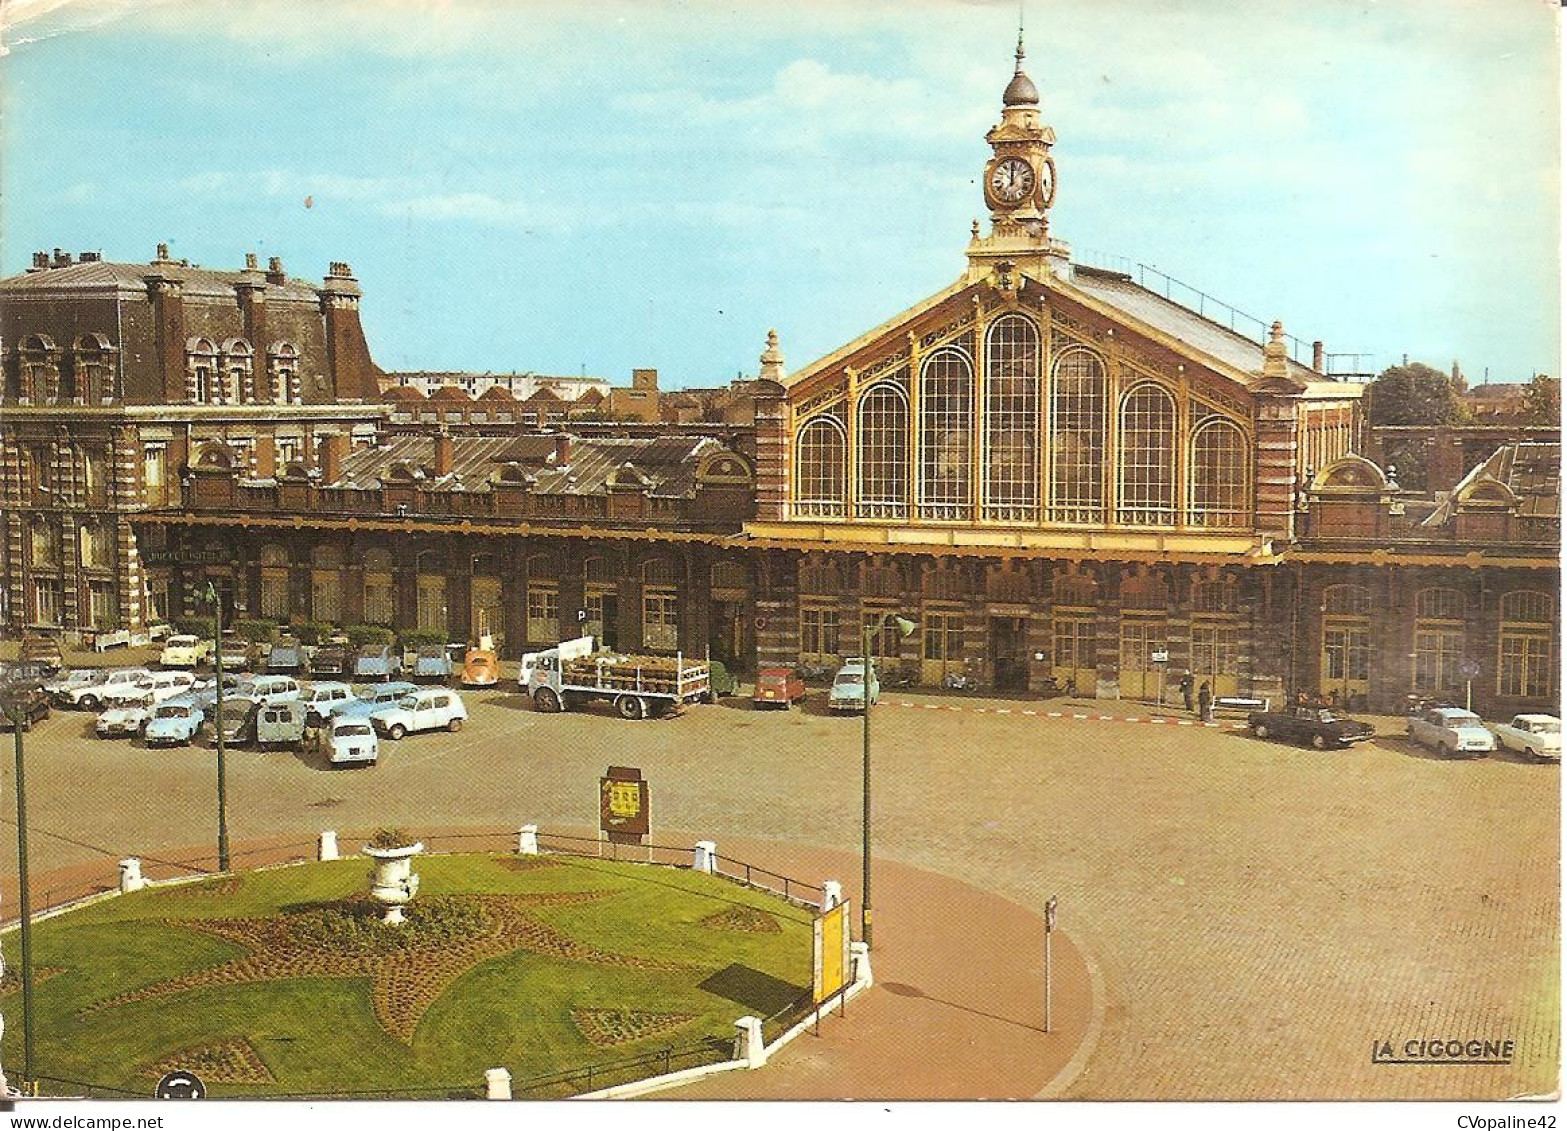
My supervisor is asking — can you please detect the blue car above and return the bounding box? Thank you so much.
[337,681,421,720]
[413,644,454,682]
[353,645,403,681]
[144,698,205,747]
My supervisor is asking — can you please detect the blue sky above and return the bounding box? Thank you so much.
[2,0,1559,387]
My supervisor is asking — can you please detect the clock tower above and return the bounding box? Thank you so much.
[966,31,1070,281]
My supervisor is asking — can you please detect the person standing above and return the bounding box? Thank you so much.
[1198,681,1213,723]
[1180,670,1195,713]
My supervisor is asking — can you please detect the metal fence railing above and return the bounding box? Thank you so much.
[511,1036,734,1099]
[711,854,823,909]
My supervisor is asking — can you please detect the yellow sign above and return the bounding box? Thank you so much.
[813,901,851,1004]
[606,781,641,819]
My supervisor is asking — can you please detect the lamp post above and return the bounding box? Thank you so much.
[0,662,45,1095]
[204,583,230,873]
[860,612,916,950]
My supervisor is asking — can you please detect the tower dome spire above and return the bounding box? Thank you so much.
[1003,23,1039,106]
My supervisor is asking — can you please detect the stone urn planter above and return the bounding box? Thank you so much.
[363,837,423,926]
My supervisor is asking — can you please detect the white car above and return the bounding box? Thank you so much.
[159,634,212,669]
[95,699,153,739]
[321,716,379,767]
[370,689,468,740]
[1490,714,1561,763]
[1407,706,1496,758]
[100,670,196,708]
[231,675,303,706]
[61,669,155,713]
[299,682,357,727]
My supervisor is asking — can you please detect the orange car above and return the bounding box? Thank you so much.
[460,647,500,688]
[753,667,806,709]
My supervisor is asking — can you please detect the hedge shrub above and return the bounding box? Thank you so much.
[231,618,278,644]
[171,616,215,639]
[290,621,337,645]
[398,629,449,649]
[345,624,396,647]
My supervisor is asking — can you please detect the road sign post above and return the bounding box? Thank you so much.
[1459,658,1481,712]
[1044,894,1059,1034]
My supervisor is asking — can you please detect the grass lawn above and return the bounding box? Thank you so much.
[0,853,815,1098]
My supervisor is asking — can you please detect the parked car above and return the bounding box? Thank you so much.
[370,689,468,740]
[231,675,303,706]
[412,644,453,682]
[459,647,500,688]
[354,645,403,682]
[1490,714,1561,763]
[708,660,740,699]
[339,681,422,719]
[829,658,880,714]
[159,634,212,669]
[318,715,379,768]
[0,689,52,731]
[57,669,155,712]
[1248,705,1375,749]
[309,644,351,679]
[188,673,245,711]
[18,635,63,674]
[267,637,308,675]
[255,700,309,749]
[42,668,99,698]
[143,700,205,747]
[95,699,152,739]
[217,632,253,671]
[299,682,357,728]
[214,699,258,746]
[753,667,807,709]
[101,670,196,708]
[1408,706,1496,758]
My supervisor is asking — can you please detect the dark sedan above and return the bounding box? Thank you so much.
[1248,706,1375,749]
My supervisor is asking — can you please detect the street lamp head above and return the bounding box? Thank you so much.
[893,616,917,638]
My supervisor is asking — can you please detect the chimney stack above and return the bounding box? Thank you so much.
[245,251,259,270]
[79,251,101,263]
[52,249,72,267]
[433,429,454,478]
[1312,340,1325,373]
[553,434,572,467]
[156,242,170,261]
[29,251,48,271]
[266,256,286,285]
[319,432,348,486]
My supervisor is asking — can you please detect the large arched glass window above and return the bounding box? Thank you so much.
[1499,590,1557,700]
[919,347,973,521]
[794,417,846,518]
[1116,383,1177,526]
[362,547,394,626]
[1413,587,1466,696]
[983,314,1040,521]
[1189,420,1249,528]
[856,382,909,519]
[1048,348,1106,523]
[641,557,679,652]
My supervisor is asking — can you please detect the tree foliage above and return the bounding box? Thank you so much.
[1362,362,1470,427]
[1520,374,1561,426]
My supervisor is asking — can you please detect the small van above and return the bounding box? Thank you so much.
[255,701,309,749]
[235,675,302,706]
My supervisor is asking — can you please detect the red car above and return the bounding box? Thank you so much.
[753,667,806,709]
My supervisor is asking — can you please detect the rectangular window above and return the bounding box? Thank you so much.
[642,591,679,652]
[861,611,901,658]
[1499,632,1555,699]
[363,573,394,626]
[527,583,560,644]
[800,606,840,659]
[1191,623,1239,678]
[417,575,448,634]
[87,581,117,630]
[143,445,168,507]
[32,579,62,626]
[922,612,964,662]
[260,570,290,620]
[145,579,169,624]
[312,571,342,625]
[1414,628,1465,694]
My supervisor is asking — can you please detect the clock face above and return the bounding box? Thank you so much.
[989,157,1036,205]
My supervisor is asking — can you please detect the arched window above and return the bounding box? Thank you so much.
[1498,590,1556,700]
[794,417,846,518]
[1320,584,1373,704]
[856,382,909,519]
[78,521,113,569]
[416,549,447,634]
[311,543,344,624]
[221,339,253,404]
[983,314,1040,521]
[1413,587,1467,695]
[1117,383,1177,526]
[186,338,218,404]
[581,556,617,647]
[259,542,290,619]
[919,347,973,521]
[268,342,300,405]
[362,547,394,626]
[1048,348,1107,523]
[73,333,115,405]
[1190,420,1249,528]
[19,334,60,403]
[641,557,678,651]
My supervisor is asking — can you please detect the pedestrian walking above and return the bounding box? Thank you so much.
[1179,670,1195,713]
[1198,681,1213,722]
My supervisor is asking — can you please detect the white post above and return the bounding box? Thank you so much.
[517,825,539,856]
[820,879,843,911]
[318,830,339,862]
[1044,894,1058,1034]
[850,941,873,987]
[118,857,145,894]
[484,1067,512,1100]
[694,840,717,874]
[733,1016,766,1068]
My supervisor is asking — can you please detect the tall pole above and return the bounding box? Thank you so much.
[861,621,873,950]
[12,715,34,1092]
[208,585,230,873]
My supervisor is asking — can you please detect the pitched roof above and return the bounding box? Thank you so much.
[1422,441,1561,526]
[0,258,323,303]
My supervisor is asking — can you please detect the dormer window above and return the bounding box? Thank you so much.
[186,337,218,404]
[268,342,300,405]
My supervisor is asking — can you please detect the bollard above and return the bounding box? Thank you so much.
[850,941,873,986]
[694,840,717,874]
[820,880,843,911]
[517,825,539,856]
[484,1067,512,1100]
[118,858,145,894]
[732,1016,766,1068]
[318,830,339,862]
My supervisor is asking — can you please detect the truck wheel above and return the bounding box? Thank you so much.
[447,718,463,733]
[1252,723,1270,739]
[615,694,644,720]
[533,688,561,713]
[388,724,407,740]
[1311,733,1329,750]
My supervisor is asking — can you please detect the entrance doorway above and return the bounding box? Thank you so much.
[989,616,1029,691]
[470,576,505,650]
[709,600,746,671]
